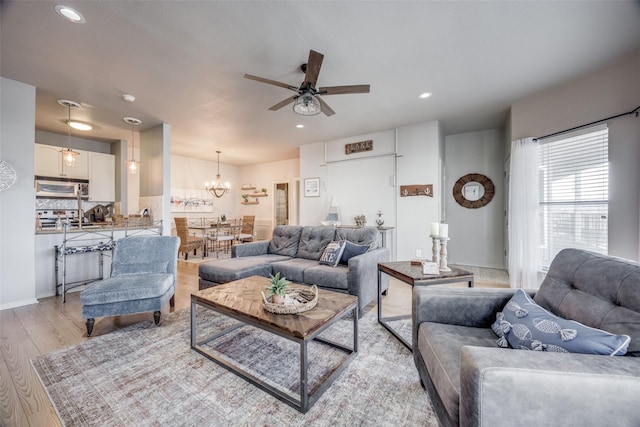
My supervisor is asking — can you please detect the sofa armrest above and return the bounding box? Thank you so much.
[231,240,270,258]
[347,247,390,312]
[413,287,527,328]
[460,346,640,427]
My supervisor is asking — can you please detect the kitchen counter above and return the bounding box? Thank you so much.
[35,223,161,234]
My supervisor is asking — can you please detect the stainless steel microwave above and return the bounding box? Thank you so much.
[35,176,89,199]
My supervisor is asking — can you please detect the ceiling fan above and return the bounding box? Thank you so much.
[244,49,370,117]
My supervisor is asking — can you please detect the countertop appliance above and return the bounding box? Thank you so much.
[37,210,93,229]
[35,176,89,199]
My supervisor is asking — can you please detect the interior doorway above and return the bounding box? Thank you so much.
[274,182,289,226]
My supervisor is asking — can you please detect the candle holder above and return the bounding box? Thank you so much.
[439,237,451,272]
[430,235,440,266]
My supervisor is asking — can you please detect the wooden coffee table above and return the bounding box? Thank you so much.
[190,275,358,413]
[378,261,474,350]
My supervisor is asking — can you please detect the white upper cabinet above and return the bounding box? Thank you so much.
[88,152,115,202]
[35,143,88,179]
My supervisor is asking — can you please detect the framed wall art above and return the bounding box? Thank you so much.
[304,177,320,197]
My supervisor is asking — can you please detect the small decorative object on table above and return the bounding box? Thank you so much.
[354,214,366,227]
[375,210,384,227]
[262,273,318,314]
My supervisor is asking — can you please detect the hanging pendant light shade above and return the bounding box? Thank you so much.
[205,151,230,198]
[123,117,141,174]
[57,100,81,169]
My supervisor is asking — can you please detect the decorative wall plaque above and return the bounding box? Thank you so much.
[400,184,433,197]
[345,140,373,155]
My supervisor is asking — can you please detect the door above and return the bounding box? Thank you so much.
[274,182,289,226]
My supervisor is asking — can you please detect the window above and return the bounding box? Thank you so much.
[538,125,608,269]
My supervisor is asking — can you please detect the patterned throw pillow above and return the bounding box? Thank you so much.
[319,241,346,267]
[491,289,630,356]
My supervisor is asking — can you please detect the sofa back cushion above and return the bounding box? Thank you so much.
[297,226,337,260]
[268,225,303,257]
[336,227,380,249]
[535,248,640,355]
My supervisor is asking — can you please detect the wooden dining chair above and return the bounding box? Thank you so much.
[237,215,255,243]
[174,217,203,260]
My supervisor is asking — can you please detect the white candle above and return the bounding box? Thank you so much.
[430,222,439,237]
[439,223,449,238]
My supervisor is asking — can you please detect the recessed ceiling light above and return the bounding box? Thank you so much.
[55,5,86,23]
[68,120,93,131]
[296,124,305,128]
[418,92,432,99]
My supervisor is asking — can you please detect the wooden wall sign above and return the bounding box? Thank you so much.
[345,140,373,155]
[400,184,433,197]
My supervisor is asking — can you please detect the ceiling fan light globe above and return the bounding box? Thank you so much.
[293,95,321,116]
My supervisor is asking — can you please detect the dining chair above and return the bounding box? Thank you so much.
[207,219,235,258]
[237,215,255,243]
[174,217,203,260]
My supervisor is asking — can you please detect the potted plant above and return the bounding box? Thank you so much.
[261,188,268,194]
[265,272,289,304]
[242,194,249,202]
[220,214,226,222]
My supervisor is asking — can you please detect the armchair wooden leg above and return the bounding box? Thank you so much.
[86,318,95,337]
[170,294,175,307]
[153,311,161,325]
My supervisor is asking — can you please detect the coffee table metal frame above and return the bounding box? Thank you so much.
[191,289,358,413]
[377,261,474,351]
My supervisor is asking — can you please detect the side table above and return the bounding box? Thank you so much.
[377,261,474,351]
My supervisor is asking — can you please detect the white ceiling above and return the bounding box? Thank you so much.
[2,1,640,166]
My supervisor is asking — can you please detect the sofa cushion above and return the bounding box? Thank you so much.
[268,225,303,257]
[534,248,640,355]
[270,258,320,283]
[417,322,499,426]
[319,241,346,267]
[297,226,336,260]
[304,264,349,291]
[339,240,370,265]
[81,273,173,305]
[198,256,283,283]
[336,227,380,249]
[493,289,631,356]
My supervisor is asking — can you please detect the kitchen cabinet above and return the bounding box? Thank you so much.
[35,143,88,179]
[89,152,115,201]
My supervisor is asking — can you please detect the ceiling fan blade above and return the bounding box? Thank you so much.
[318,84,371,95]
[304,50,324,88]
[244,74,298,91]
[316,96,335,117]
[268,95,297,111]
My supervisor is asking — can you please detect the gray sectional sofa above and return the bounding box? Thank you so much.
[198,225,390,316]
[413,248,640,427]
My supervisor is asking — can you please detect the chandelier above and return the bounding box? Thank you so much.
[205,151,230,198]
[123,117,142,174]
[57,100,81,168]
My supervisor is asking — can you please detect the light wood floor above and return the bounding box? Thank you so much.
[0,261,508,427]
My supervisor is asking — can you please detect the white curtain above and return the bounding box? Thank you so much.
[508,137,541,289]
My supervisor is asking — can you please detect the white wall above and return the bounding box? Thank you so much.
[511,50,640,261]
[445,128,505,268]
[299,123,442,261]
[1,78,38,309]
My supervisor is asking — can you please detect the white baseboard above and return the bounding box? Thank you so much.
[0,298,39,311]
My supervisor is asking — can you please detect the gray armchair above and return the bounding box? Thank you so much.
[413,248,640,427]
[80,236,180,336]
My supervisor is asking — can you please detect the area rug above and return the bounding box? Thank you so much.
[31,309,437,426]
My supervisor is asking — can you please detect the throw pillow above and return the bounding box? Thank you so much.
[319,241,346,267]
[491,289,630,356]
[339,240,369,265]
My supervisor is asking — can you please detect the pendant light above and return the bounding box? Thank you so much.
[123,117,142,174]
[205,151,230,198]
[57,100,81,168]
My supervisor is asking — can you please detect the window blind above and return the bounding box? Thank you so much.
[538,125,608,269]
